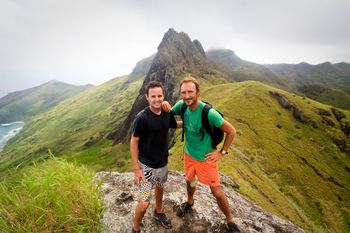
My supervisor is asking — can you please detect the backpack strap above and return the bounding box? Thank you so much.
[180,102,187,142]
[201,103,212,141]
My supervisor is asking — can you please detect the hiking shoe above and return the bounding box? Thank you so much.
[153,210,172,229]
[226,222,240,233]
[176,201,193,217]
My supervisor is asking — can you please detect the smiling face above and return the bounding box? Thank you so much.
[180,81,199,109]
[146,86,164,112]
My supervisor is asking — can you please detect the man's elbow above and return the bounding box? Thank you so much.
[230,126,236,137]
[226,126,236,137]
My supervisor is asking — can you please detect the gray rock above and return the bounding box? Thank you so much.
[95,171,305,233]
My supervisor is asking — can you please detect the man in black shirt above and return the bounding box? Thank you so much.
[130,81,178,233]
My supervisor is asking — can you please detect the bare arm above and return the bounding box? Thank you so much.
[220,120,236,152]
[130,135,145,187]
[161,101,172,112]
[163,101,182,127]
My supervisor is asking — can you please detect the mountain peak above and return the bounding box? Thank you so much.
[155,28,206,67]
[109,29,208,143]
[206,49,243,68]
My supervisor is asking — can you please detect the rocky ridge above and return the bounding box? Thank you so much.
[108,28,208,143]
[95,171,305,233]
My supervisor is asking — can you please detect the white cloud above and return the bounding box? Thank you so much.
[0,0,349,95]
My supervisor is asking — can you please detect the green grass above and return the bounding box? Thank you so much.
[64,139,132,172]
[170,80,350,233]
[0,75,143,173]
[1,74,350,232]
[0,154,103,232]
[0,81,90,124]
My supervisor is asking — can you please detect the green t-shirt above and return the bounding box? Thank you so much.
[173,100,224,161]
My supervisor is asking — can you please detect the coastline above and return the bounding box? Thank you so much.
[0,121,25,153]
[0,121,25,126]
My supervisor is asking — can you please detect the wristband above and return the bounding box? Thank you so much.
[220,149,228,155]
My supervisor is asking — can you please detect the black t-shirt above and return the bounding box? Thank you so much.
[131,106,177,168]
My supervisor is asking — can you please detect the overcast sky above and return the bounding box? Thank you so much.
[1,0,349,97]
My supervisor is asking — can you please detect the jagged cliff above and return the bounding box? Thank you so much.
[108,28,208,143]
[95,171,305,233]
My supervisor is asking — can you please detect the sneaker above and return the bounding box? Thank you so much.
[153,210,172,229]
[226,222,240,233]
[176,201,193,217]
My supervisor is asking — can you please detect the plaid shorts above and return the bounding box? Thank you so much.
[139,162,168,202]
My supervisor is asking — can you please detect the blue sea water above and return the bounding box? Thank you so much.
[0,122,25,152]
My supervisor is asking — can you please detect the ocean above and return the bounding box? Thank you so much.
[0,121,25,152]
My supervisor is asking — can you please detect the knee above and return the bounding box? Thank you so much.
[138,201,150,210]
[186,179,196,188]
[210,186,224,198]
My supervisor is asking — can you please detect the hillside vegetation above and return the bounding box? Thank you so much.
[0,155,102,232]
[2,76,350,232]
[0,75,143,173]
[207,49,350,110]
[0,80,91,124]
[168,80,350,233]
[1,77,350,232]
[2,28,349,232]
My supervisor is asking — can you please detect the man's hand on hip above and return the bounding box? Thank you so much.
[205,150,223,162]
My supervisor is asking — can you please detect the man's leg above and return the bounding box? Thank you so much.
[210,185,233,224]
[154,185,172,228]
[133,169,153,232]
[186,179,196,205]
[133,201,150,231]
[184,153,196,205]
[155,185,164,213]
[176,179,196,217]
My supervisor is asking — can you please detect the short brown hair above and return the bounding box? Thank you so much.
[180,76,200,92]
[145,81,164,96]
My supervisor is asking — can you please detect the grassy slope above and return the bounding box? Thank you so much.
[266,63,350,110]
[0,75,143,172]
[0,81,91,124]
[2,75,349,232]
[0,155,102,232]
[169,81,350,233]
[298,85,350,110]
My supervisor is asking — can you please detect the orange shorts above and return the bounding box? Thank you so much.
[184,153,220,187]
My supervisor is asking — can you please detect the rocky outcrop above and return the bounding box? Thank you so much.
[108,28,208,143]
[331,108,345,122]
[269,91,317,128]
[95,171,305,233]
[331,107,350,137]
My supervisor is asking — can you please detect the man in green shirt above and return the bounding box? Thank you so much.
[162,76,240,233]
